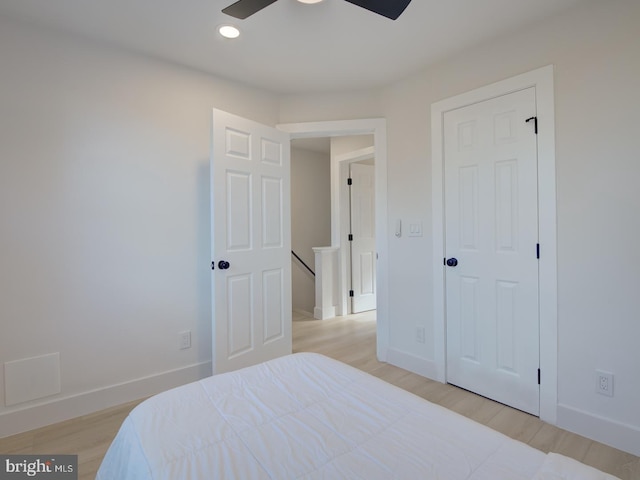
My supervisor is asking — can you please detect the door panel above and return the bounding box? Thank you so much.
[459,165,479,249]
[262,176,283,248]
[227,172,251,250]
[212,109,291,374]
[496,280,518,372]
[459,275,479,362]
[495,160,518,252]
[444,88,539,415]
[350,163,376,313]
[227,274,253,358]
[262,268,285,343]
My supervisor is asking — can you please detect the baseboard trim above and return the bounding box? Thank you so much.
[0,361,212,438]
[313,306,336,320]
[386,348,438,380]
[293,308,314,318]
[557,403,640,456]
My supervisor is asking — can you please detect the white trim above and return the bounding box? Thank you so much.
[0,361,212,438]
[278,119,389,361]
[386,348,439,380]
[293,307,314,318]
[335,146,375,163]
[557,404,640,457]
[430,65,558,424]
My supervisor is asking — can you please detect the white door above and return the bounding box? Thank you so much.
[349,163,376,313]
[211,109,291,374]
[444,88,540,415]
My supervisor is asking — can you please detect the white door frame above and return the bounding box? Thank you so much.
[338,146,376,315]
[278,119,388,361]
[431,65,558,423]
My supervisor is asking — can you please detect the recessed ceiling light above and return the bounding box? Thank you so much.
[218,25,240,39]
[297,0,323,4]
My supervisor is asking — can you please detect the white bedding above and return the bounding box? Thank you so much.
[97,353,619,479]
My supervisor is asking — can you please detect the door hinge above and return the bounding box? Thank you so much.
[526,116,538,134]
[347,178,353,186]
[538,368,541,385]
[349,290,354,297]
[348,234,353,241]
[536,243,540,259]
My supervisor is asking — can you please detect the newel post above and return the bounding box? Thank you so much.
[312,247,339,320]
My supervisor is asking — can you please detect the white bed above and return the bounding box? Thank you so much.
[97,353,618,479]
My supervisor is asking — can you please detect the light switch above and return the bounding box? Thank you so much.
[408,222,423,237]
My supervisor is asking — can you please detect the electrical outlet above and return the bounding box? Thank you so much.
[179,331,192,350]
[595,370,613,397]
[416,326,425,344]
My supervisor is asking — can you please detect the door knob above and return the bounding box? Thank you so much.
[446,258,458,267]
[218,260,230,270]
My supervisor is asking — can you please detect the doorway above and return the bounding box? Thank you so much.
[431,66,558,423]
[290,138,377,317]
[278,118,389,361]
[211,115,389,370]
[443,87,540,415]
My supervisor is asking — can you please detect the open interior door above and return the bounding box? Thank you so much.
[211,109,291,374]
[349,162,376,313]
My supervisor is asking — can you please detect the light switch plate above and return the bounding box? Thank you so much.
[408,222,423,237]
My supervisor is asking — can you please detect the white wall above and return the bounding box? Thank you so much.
[0,16,279,434]
[290,147,331,315]
[280,0,640,455]
[2,0,640,457]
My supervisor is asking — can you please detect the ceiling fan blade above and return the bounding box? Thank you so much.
[343,0,412,20]
[222,0,279,19]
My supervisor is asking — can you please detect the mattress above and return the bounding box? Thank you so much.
[97,352,618,479]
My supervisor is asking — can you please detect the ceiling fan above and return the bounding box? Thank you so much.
[222,0,412,21]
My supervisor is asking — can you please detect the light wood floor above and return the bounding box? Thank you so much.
[2,311,639,479]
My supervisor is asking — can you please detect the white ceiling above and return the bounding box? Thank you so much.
[0,0,589,94]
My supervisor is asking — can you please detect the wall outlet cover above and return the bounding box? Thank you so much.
[595,370,614,397]
[179,331,192,350]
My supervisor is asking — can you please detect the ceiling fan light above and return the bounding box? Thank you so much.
[218,25,240,39]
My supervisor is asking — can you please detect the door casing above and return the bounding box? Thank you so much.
[431,65,558,423]
[278,119,388,361]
